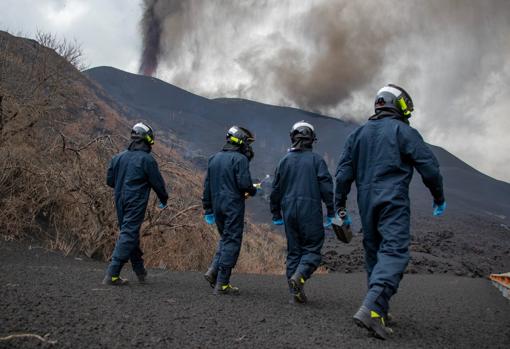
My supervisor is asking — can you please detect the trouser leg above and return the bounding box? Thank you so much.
[130,244,145,274]
[295,229,324,280]
[209,217,225,272]
[363,232,382,284]
[363,203,410,316]
[293,203,325,280]
[284,222,302,280]
[107,204,146,277]
[216,209,244,285]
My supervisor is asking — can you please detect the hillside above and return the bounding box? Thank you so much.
[85,66,510,224]
[0,31,285,274]
[85,66,510,277]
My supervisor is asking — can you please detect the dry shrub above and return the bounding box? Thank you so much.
[0,31,285,274]
[35,30,88,71]
[236,222,286,274]
[142,218,286,274]
[0,101,122,259]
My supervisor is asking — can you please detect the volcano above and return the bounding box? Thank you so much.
[85,66,510,222]
[85,66,510,277]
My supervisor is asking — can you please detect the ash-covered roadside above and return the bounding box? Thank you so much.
[1,240,509,348]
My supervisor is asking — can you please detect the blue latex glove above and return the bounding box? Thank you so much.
[433,201,447,216]
[336,211,352,226]
[204,214,215,225]
[158,202,167,209]
[272,218,284,226]
[323,216,334,228]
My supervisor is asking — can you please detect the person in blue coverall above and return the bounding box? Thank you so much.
[335,84,446,339]
[270,121,335,304]
[103,122,168,286]
[202,126,257,295]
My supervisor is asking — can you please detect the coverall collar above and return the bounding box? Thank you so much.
[369,110,410,125]
[222,142,242,152]
[222,142,253,161]
[128,140,152,153]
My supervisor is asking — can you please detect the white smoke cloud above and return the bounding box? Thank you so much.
[142,0,510,182]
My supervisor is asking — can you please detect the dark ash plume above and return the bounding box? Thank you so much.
[136,0,510,181]
[138,0,187,76]
[261,2,398,112]
[139,0,161,76]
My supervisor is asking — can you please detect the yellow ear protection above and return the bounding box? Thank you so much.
[145,134,154,145]
[397,97,411,116]
[228,136,243,145]
[389,84,414,117]
[227,126,255,145]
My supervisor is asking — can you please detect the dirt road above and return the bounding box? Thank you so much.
[1,241,509,348]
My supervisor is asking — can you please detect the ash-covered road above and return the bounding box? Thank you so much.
[0,241,509,348]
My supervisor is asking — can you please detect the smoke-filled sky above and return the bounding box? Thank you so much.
[1,0,510,182]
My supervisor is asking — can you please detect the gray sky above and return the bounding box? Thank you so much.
[1,0,509,183]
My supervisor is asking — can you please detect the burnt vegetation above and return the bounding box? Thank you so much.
[34,30,89,71]
[0,31,284,274]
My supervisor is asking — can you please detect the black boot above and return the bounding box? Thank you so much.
[353,305,393,340]
[213,283,240,296]
[102,275,129,286]
[135,269,148,284]
[288,273,307,304]
[213,267,239,295]
[204,267,217,288]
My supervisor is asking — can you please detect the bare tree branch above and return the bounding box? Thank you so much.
[0,333,57,345]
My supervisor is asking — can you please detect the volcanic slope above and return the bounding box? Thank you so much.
[85,66,510,224]
[1,240,509,349]
[86,66,510,277]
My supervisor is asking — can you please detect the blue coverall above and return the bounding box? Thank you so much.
[202,147,256,284]
[270,149,335,280]
[106,141,168,277]
[335,113,444,316]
